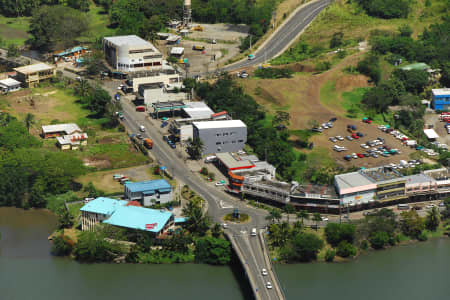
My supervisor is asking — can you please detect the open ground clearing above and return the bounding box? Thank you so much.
[0,84,149,170]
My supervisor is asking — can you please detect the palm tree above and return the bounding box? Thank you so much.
[312,212,322,231]
[265,209,282,224]
[283,204,295,223]
[24,113,35,133]
[425,206,440,231]
[296,210,309,226]
[74,79,90,98]
[186,137,204,160]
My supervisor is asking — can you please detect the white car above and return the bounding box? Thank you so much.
[426,204,436,209]
[262,268,268,276]
[352,153,358,159]
[215,182,225,186]
[336,136,344,141]
[321,217,329,222]
[360,144,369,149]
[222,223,228,229]
[139,125,145,132]
[266,282,273,289]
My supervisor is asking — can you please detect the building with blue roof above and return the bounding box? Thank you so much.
[104,205,173,233]
[432,88,450,111]
[80,197,174,235]
[124,179,173,206]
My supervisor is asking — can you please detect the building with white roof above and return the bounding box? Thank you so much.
[431,88,450,111]
[0,78,21,93]
[170,47,184,56]
[193,120,247,154]
[56,133,88,150]
[103,35,163,72]
[41,123,82,138]
[13,63,55,87]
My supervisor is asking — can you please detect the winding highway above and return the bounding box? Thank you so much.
[223,0,332,71]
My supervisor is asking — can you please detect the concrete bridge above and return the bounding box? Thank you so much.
[225,230,285,300]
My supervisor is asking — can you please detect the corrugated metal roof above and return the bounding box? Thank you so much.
[335,172,374,190]
[0,78,21,87]
[80,197,128,215]
[103,206,172,233]
[432,88,450,96]
[14,63,54,74]
[405,173,435,185]
[125,179,171,193]
[216,152,254,170]
[424,129,439,139]
[42,123,81,134]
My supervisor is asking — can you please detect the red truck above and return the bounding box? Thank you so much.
[136,106,146,112]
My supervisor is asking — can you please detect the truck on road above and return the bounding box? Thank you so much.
[144,138,153,149]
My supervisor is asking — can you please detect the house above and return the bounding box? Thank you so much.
[170,47,184,57]
[0,78,21,93]
[124,179,173,206]
[80,197,174,235]
[41,123,82,138]
[14,63,56,87]
[56,133,88,150]
[431,88,450,111]
[103,35,163,72]
[192,120,247,155]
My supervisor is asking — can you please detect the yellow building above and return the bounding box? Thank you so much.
[14,63,56,87]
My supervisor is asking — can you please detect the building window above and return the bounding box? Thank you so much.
[216,133,221,137]
[223,141,229,144]
[216,142,221,145]
[238,139,244,142]
[232,141,236,143]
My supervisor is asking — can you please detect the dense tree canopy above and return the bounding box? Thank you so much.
[354,0,410,19]
[194,236,231,265]
[29,5,90,50]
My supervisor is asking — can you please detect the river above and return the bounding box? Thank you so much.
[1,207,449,300]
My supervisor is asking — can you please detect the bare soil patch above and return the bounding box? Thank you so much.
[0,24,28,40]
[335,74,370,93]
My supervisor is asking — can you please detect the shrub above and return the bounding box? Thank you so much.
[194,237,231,265]
[51,235,74,256]
[369,231,390,249]
[200,167,209,175]
[336,241,357,258]
[360,240,369,250]
[254,67,293,79]
[417,231,428,242]
[325,249,336,262]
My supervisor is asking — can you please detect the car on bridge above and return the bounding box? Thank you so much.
[261,268,268,276]
[266,282,272,289]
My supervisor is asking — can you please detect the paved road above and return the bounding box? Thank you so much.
[222,0,331,71]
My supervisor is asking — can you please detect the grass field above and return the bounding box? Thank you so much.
[0,83,149,171]
[0,4,115,46]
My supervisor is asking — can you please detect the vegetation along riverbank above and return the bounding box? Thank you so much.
[265,202,450,263]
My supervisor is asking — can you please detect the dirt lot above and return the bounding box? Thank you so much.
[311,119,415,168]
[76,165,153,193]
[188,23,249,42]
[425,111,450,145]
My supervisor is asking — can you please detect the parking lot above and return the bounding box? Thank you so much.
[312,118,416,168]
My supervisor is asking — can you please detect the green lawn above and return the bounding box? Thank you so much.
[0,16,30,45]
[0,4,115,46]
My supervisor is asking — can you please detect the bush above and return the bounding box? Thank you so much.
[254,68,293,79]
[336,241,357,258]
[194,237,231,265]
[282,233,324,262]
[369,231,390,249]
[200,167,209,176]
[417,231,428,242]
[324,223,356,247]
[357,54,381,84]
[324,249,336,262]
[51,235,74,256]
[360,240,369,251]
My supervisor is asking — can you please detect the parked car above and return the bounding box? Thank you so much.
[352,153,358,159]
[161,121,169,128]
[136,133,143,139]
[346,136,353,141]
[357,153,364,158]
[329,117,337,122]
[336,135,344,141]
[356,132,364,137]
[361,144,369,149]
[351,133,359,139]
[215,180,226,186]
[312,127,323,132]
[139,125,145,132]
[344,155,352,161]
[329,137,337,142]
[222,223,228,229]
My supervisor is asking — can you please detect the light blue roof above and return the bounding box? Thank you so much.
[80,197,128,215]
[125,179,172,193]
[174,217,187,223]
[103,206,173,233]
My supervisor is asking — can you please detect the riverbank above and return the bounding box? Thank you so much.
[267,205,450,264]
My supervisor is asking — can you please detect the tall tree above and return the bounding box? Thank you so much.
[283,204,295,223]
[24,113,35,133]
[186,137,204,160]
[296,210,309,226]
[425,206,440,231]
[312,212,322,231]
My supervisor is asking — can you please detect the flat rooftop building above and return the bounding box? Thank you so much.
[124,179,172,206]
[0,78,21,93]
[14,63,55,87]
[41,123,82,138]
[193,120,247,155]
[103,35,163,72]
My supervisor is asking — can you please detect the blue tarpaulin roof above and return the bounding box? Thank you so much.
[174,217,187,223]
[55,46,87,57]
[80,197,128,215]
[103,206,173,233]
[125,179,172,193]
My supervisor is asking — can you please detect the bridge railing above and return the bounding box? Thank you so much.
[259,230,286,300]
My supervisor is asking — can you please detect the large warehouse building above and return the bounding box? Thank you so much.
[193,120,247,155]
[103,35,163,72]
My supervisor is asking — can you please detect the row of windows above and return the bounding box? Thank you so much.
[216,132,237,137]
[118,62,162,68]
[216,140,244,145]
[129,49,155,54]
